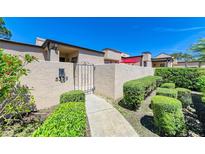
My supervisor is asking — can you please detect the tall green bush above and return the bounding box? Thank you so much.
[0,49,37,124]
[123,76,162,109]
[155,68,205,91]
[151,95,186,136]
[33,102,86,137]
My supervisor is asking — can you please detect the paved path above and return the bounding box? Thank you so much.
[86,94,138,137]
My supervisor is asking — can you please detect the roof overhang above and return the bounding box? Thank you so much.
[42,39,104,55]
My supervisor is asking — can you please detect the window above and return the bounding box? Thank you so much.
[59,57,65,62]
[71,57,78,63]
[144,61,147,67]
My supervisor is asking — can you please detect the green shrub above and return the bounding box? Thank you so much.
[196,76,205,92]
[123,76,162,109]
[151,95,186,136]
[60,90,85,103]
[176,88,192,108]
[155,68,205,91]
[156,88,177,98]
[161,83,175,89]
[33,102,86,137]
[202,96,205,104]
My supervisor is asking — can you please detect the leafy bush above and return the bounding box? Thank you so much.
[60,90,85,103]
[155,68,205,91]
[156,88,177,98]
[176,88,192,108]
[123,76,162,109]
[196,76,205,92]
[0,49,37,124]
[161,83,175,89]
[201,96,205,104]
[33,102,86,137]
[151,95,186,136]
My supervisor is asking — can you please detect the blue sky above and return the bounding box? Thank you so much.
[3,17,205,56]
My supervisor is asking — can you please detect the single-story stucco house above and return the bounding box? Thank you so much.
[0,37,153,67]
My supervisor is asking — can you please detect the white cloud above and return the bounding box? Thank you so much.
[155,26,205,32]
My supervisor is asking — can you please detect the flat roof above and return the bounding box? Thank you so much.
[43,39,104,55]
[103,48,122,53]
[0,39,43,48]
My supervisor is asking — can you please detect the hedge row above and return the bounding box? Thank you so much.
[60,90,85,103]
[161,83,175,89]
[123,76,162,109]
[156,87,177,98]
[155,68,205,91]
[176,88,192,108]
[151,95,186,136]
[33,102,86,137]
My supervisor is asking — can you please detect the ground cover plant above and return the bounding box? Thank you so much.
[33,102,86,137]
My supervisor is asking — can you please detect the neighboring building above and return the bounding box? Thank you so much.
[121,55,143,66]
[103,48,122,64]
[173,61,205,68]
[121,52,152,67]
[0,38,105,64]
[152,53,175,67]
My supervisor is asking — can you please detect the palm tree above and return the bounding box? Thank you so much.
[0,17,12,40]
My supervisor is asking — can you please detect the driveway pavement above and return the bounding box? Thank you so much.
[86,94,138,137]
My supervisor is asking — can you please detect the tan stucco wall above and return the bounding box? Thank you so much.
[0,41,46,60]
[174,62,205,68]
[95,64,154,100]
[78,49,104,64]
[104,49,121,61]
[21,61,74,110]
[94,64,116,99]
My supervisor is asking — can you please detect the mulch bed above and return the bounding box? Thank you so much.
[110,91,205,137]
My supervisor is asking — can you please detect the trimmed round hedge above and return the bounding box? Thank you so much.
[151,95,186,136]
[161,83,175,89]
[176,88,192,108]
[156,87,177,98]
[123,76,162,109]
[60,90,85,103]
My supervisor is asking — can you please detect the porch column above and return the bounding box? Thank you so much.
[48,42,59,61]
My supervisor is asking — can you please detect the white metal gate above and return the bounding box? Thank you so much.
[74,64,95,94]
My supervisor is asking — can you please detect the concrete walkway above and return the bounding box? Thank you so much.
[86,94,138,137]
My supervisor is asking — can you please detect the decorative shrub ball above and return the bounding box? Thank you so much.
[151,95,186,136]
[161,83,175,89]
[60,90,85,103]
[176,88,192,108]
[123,76,162,109]
[156,87,177,98]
